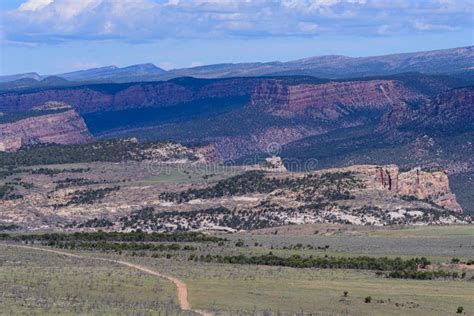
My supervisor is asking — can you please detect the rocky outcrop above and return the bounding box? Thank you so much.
[0,137,22,152]
[194,144,222,164]
[138,141,205,163]
[249,79,424,120]
[397,168,462,213]
[0,105,93,152]
[32,101,72,111]
[344,165,463,213]
[261,156,287,172]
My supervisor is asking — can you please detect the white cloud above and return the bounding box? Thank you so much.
[4,0,472,44]
[309,0,341,9]
[413,21,457,31]
[19,0,54,11]
[53,0,102,19]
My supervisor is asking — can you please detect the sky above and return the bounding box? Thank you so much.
[0,0,473,75]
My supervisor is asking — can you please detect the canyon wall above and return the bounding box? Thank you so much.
[0,108,93,152]
[206,79,425,160]
[0,78,264,114]
[249,79,424,120]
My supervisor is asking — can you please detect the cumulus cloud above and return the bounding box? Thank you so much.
[2,0,472,43]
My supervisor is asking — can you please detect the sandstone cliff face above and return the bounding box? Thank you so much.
[345,165,463,213]
[0,84,190,113]
[397,168,462,213]
[0,108,93,152]
[0,78,264,114]
[249,79,424,120]
[0,78,424,119]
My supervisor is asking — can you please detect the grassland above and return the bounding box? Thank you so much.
[230,226,474,261]
[1,225,473,315]
[133,257,474,316]
[367,225,474,237]
[0,245,189,315]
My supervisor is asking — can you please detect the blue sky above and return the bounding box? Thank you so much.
[1,0,473,75]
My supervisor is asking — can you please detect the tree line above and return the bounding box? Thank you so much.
[46,241,197,252]
[195,253,430,272]
[0,231,226,243]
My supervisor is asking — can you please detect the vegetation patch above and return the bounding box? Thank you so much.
[160,170,359,202]
[0,139,199,167]
[0,108,69,124]
[31,167,91,176]
[46,241,194,253]
[52,186,120,207]
[0,231,226,243]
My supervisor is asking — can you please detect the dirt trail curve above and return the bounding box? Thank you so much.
[0,243,212,316]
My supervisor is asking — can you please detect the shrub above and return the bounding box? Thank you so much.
[343,291,348,297]
[457,306,463,314]
[365,296,372,303]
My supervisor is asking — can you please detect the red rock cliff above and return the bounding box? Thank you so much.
[352,165,463,213]
[0,107,93,152]
[249,79,424,120]
[0,78,264,114]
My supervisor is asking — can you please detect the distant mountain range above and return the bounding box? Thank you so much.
[58,63,166,82]
[0,72,43,83]
[164,46,473,80]
[0,64,167,87]
[1,46,472,88]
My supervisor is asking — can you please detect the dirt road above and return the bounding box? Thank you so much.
[0,243,212,316]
